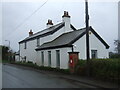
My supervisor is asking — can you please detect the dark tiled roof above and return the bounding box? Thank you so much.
[19,22,64,43]
[36,26,110,51]
[19,22,76,43]
[36,28,86,51]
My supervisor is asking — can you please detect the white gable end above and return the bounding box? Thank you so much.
[73,31,109,60]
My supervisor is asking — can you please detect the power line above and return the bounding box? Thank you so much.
[6,0,48,37]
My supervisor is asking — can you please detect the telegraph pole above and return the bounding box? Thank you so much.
[85,0,90,76]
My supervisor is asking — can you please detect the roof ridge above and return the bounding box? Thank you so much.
[19,22,65,43]
[31,22,64,36]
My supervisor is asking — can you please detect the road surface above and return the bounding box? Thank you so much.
[2,64,96,88]
[0,63,2,89]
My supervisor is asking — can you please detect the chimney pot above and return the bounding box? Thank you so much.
[29,29,33,36]
[62,11,70,18]
[47,19,53,25]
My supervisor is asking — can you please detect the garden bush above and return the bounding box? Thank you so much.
[75,60,87,75]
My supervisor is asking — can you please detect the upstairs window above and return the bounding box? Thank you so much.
[37,38,40,47]
[24,42,27,49]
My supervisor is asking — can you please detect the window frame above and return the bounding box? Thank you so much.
[48,51,51,67]
[56,50,60,68]
[41,51,44,66]
[37,38,40,47]
[91,50,97,59]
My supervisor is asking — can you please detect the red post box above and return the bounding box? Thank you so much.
[68,52,79,73]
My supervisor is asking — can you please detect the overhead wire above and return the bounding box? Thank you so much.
[33,1,67,30]
[6,0,48,38]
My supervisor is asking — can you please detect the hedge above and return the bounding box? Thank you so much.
[76,59,120,83]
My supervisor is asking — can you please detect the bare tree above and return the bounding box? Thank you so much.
[114,40,120,54]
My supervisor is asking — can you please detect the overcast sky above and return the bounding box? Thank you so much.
[1,0,119,52]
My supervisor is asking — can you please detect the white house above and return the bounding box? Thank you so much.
[18,11,109,69]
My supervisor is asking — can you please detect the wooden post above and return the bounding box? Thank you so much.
[85,0,90,76]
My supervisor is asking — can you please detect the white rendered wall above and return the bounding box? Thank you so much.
[62,17,73,33]
[25,40,37,63]
[36,51,43,66]
[15,55,19,62]
[40,35,52,46]
[36,48,71,69]
[89,32,109,58]
[19,43,27,61]
[73,32,109,59]
[19,39,37,63]
[73,35,86,60]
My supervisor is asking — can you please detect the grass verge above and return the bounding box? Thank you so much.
[11,61,70,74]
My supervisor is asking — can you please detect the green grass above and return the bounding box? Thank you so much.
[1,60,9,63]
[2,59,15,63]
[11,61,70,74]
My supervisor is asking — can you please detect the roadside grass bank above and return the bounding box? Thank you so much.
[10,61,70,74]
[1,60,11,63]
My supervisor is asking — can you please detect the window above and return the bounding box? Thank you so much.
[24,42,27,49]
[56,50,60,68]
[37,38,40,47]
[91,50,97,59]
[41,51,44,66]
[48,51,51,67]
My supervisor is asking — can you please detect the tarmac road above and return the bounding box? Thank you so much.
[0,63,2,89]
[2,64,98,88]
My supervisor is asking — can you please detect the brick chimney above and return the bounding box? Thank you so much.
[46,19,53,28]
[62,11,71,33]
[29,29,33,36]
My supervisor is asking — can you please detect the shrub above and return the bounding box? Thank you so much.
[109,53,120,59]
[75,60,87,75]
